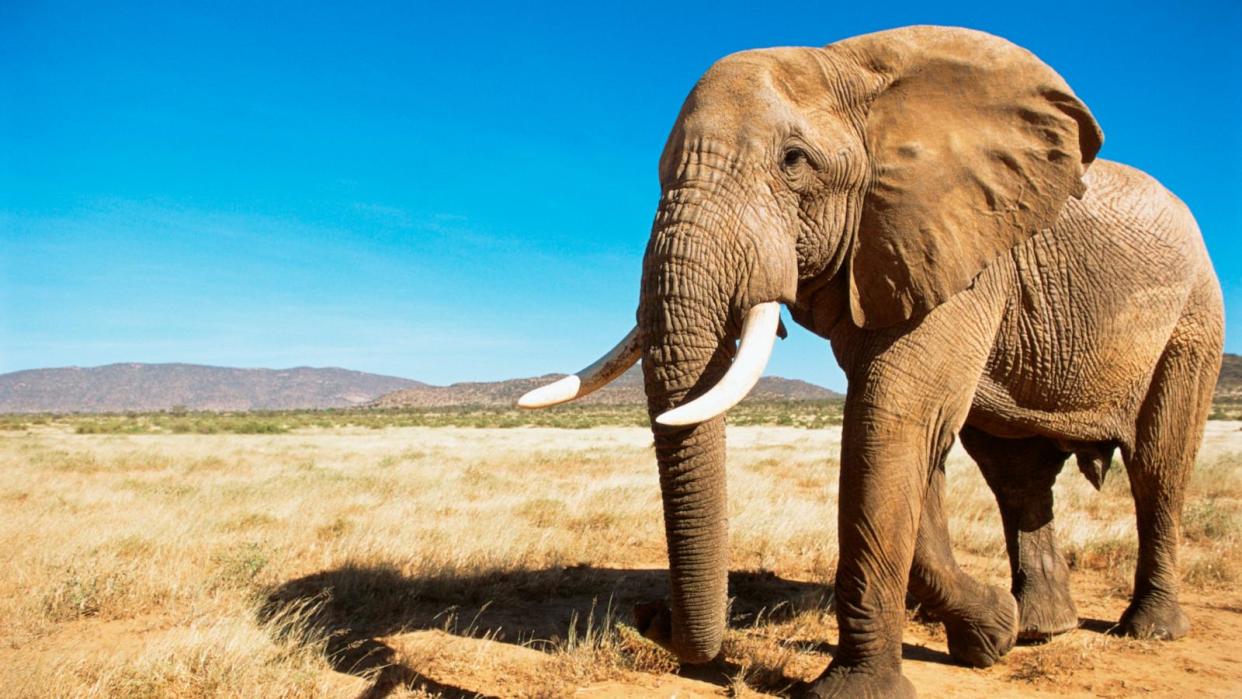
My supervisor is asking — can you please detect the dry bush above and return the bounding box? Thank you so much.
[1008,638,1096,684]
[9,616,340,699]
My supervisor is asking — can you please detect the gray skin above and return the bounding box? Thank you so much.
[628,26,1224,698]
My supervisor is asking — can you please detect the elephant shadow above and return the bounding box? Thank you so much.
[257,563,832,696]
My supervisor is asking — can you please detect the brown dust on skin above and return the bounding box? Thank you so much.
[0,420,1239,697]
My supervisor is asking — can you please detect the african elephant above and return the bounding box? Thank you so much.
[518,25,1223,698]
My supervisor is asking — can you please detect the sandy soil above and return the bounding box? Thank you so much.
[18,566,1242,698]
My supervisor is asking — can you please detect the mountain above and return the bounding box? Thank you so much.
[5,353,1230,414]
[0,362,841,414]
[1217,353,1242,400]
[368,365,842,408]
[0,363,426,413]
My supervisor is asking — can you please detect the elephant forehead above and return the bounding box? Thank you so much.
[682,49,832,135]
[683,71,788,136]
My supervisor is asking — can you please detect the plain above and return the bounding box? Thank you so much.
[1,411,1239,697]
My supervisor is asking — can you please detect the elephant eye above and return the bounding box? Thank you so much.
[782,147,808,170]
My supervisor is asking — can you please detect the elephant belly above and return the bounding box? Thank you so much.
[968,160,1204,447]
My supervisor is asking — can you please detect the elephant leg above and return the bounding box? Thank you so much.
[907,457,1018,667]
[806,411,935,698]
[959,426,1077,640]
[809,294,1004,698]
[1118,309,1220,640]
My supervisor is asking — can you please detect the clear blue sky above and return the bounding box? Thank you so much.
[2,1,1239,391]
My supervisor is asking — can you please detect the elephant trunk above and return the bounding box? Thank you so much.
[636,223,735,664]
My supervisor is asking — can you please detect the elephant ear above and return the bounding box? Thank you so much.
[835,27,1103,328]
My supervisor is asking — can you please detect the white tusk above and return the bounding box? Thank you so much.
[655,302,781,427]
[517,326,642,408]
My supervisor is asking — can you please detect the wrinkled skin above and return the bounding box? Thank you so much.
[623,26,1225,698]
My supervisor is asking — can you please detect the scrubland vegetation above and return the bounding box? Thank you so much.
[1,412,1239,696]
[0,400,846,434]
[1211,398,1242,421]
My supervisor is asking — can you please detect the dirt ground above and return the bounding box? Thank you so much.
[2,421,1239,697]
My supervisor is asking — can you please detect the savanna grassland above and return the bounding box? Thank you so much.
[2,407,1240,697]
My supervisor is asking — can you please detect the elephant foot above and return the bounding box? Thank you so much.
[1116,595,1189,640]
[799,662,915,699]
[676,653,740,684]
[1015,573,1079,640]
[942,584,1019,668]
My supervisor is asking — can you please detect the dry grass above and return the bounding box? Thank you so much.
[1,420,1240,696]
[0,401,846,434]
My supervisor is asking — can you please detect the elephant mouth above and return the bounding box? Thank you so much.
[515,301,782,425]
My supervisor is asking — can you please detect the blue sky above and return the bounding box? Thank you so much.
[2,1,1239,391]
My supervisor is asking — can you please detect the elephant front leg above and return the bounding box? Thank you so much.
[807,273,1006,698]
[908,459,1018,667]
[809,395,995,697]
[806,425,925,699]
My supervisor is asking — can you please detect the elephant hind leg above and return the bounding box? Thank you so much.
[960,426,1077,640]
[908,456,1018,668]
[1118,300,1222,640]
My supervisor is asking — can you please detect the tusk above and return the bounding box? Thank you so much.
[655,302,781,427]
[517,326,642,408]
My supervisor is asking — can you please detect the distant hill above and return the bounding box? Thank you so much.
[368,365,842,409]
[1218,353,1242,400]
[4,354,1229,414]
[0,362,841,414]
[0,363,426,413]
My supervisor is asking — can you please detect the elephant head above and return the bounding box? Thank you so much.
[519,26,1102,664]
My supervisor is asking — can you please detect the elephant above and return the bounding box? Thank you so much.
[517,25,1224,698]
